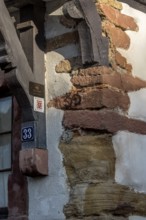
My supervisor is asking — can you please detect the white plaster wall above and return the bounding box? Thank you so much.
[128,88,146,121]
[28,4,80,220]
[118,3,146,81]
[112,1,146,210]
[113,131,146,193]
[28,109,69,220]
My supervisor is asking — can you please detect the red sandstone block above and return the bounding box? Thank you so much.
[63,110,146,135]
[19,148,48,177]
[48,88,129,111]
[71,66,146,92]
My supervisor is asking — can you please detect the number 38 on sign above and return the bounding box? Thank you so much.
[21,126,34,142]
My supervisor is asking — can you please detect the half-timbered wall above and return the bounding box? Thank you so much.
[31,0,146,219]
[26,0,146,219]
[1,0,146,219]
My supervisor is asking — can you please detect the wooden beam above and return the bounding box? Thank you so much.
[5,0,66,14]
[0,0,34,120]
[63,1,84,19]
[135,0,146,5]
[78,21,94,64]
[119,0,146,13]
[63,0,109,66]
[78,0,109,66]
[4,0,43,7]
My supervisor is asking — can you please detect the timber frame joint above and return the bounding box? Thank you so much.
[63,0,109,66]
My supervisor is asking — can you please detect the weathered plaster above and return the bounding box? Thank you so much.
[118,3,146,81]
[113,131,146,193]
[113,2,146,200]
[45,7,79,101]
[45,50,73,101]
[28,108,69,220]
[128,88,146,121]
[27,4,80,220]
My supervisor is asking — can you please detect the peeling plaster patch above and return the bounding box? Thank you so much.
[28,108,69,220]
[129,216,146,220]
[117,3,146,80]
[128,88,146,122]
[113,131,146,193]
[45,51,73,101]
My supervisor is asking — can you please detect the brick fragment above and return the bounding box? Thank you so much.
[71,66,146,92]
[96,0,122,10]
[103,21,130,49]
[48,87,129,111]
[115,50,132,72]
[98,3,138,31]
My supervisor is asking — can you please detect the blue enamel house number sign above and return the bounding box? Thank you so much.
[21,126,34,142]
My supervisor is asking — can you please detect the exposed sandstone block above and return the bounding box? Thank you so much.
[98,3,138,31]
[71,66,146,92]
[55,59,72,73]
[48,87,129,111]
[102,21,130,49]
[60,135,115,185]
[55,57,82,73]
[19,148,48,176]
[63,109,146,135]
[64,182,146,217]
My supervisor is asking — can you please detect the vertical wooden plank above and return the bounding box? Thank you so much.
[79,0,109,66]
[78,21,94,64]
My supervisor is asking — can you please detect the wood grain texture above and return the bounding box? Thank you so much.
[79,0,109,65]
[78,21,94,64]
[119,0,146,13]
